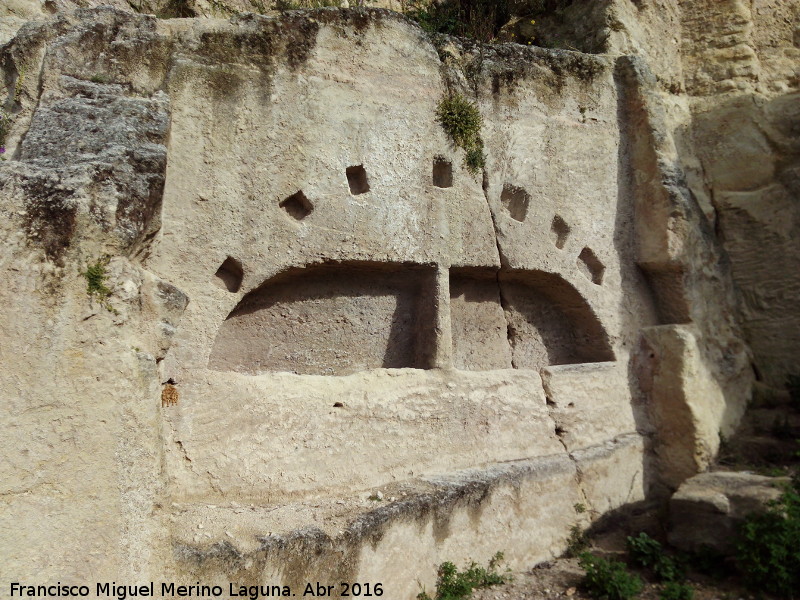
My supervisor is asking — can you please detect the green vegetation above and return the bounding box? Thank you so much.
[436,93,485,175]
[417,552,509,600]
[577,533,697,600]
[659,581,693,600]
[565,523,589,558]
[578,553,642,600]
[626,533,684,583]
[81,257,117,313]
[158,0,196,18]
[574,502,587,514]
[405,0,510,43]
[735,478,800,597]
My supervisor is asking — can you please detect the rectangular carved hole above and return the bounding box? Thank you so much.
[214,256,244,293]
[577,247,605,285]
[501,184,530,222]
[346,165,370,195]
[551,215,570,249]
[432,156,453,188]
[279,190,313,220]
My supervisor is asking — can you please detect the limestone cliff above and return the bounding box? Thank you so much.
[0,0,796,594]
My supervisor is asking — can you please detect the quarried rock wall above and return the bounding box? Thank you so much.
[0,2,773,593]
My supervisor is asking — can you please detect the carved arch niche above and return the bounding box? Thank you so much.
[449,268,614,371]
[208,262,437,376]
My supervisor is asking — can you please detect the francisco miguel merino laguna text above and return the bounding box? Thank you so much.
[9,582,299,599]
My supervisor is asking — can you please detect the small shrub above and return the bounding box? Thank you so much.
[659,582,693,600]
[579,553,642,600]
[735,480,800,597]
[405,0,459,35]
[652,555,684,583]
[436,94,481,149]
[405,0,511,43]
[417,552,509,600]
[158,0,196,17]
[463,144,486,174]
[565,524,589,558]
[81,256,117,313]
[574,502,587,514]
[626,533,685,582]
[436,93,485,175]
[626,532,661,568]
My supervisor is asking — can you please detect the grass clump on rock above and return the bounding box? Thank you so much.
[436,93,485,176]
[417,552,509,600]
[81,256,117,314]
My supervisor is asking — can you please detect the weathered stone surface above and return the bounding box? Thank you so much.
[167,454,587,596]
[687,93,800,388]
[541,362,638,453]
[640,325,729,491]
[0,0,786,588]
[668,471,789,554]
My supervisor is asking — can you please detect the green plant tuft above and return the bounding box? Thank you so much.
[436,93,481,149]
[463,144,486,175]
[579,553,642,600]
[659,581,693,600]
[157,0,196,17]
[81,256,117,314]
[626,532,684,582]
[405,0,511,43]
[565,524,590,558]
[417,552,509,600]
[436,93,485,175]
[735,479,800,597]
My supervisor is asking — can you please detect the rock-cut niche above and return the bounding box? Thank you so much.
[214,256,244,293]
[450,268,614,371]
[208,262,437,376]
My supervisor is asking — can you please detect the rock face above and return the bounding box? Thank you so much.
[668,472,788,554]
[0,0,794,593]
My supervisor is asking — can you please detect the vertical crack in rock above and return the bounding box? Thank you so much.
[496,273,518,369]
[541,374,587,505]
[480,171,518,367]
[9,42,50,159]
